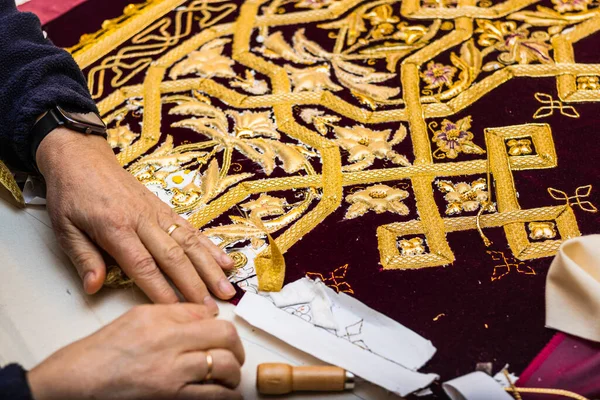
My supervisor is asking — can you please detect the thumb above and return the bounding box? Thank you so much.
[60,225,107,294]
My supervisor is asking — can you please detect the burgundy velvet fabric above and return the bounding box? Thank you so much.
[517,333,600,399]
[44,1,600,394]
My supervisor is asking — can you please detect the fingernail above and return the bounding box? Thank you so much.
[219,278,236,298]
[83,272,95,293]
[203,296,219,316]
[221,253,234,266]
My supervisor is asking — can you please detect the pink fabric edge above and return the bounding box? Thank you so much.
[17,0,87,25]
[516,332,566,386]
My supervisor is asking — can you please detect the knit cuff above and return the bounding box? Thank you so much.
[0,364,34,400]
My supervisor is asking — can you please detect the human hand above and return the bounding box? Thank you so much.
[36,128,237,309]
[28,303,245,400]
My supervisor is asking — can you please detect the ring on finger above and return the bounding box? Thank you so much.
[166,224,180,236]
[204,352,214,382]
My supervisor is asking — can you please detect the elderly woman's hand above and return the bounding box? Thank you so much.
[28,303,245,400]
[36,128,237,309]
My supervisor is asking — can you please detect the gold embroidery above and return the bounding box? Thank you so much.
[241,194,287,219]
[0,161,23,206]
[552,0,592,13]
[548,185,598,212]
[533,92,580,119]
[577,75,600,90]
[436,178,492,215]
[67,0,600,284]
[421,61,458,91]
[107,125,139,150]
[488,250,536,281]
[528,222,557,239]
[399,237,426,255]
[307,264,354,294]
[476,20,553,67]
[344,184,410,219]
[169,38,236,79]
[506,138,533,156]
[334,124,410,171]
[430,116,486,159]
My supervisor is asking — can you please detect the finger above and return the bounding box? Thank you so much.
[165,303,217,322]
[137,222,215,308]
[176,385,242,400]
[168,215,234,270]
[103,229,178,303]
[180,320,245,365]
[178,349,241,389]
[59,223,106,294]
[169,223,236,300]
[196,232,235,270]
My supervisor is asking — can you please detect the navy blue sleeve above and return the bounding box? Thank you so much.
[0,364,34,400]
[0,0,98,172]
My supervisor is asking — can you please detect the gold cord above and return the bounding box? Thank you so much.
[506,387,589,400]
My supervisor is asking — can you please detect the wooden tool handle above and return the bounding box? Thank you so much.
[257,363,353,395]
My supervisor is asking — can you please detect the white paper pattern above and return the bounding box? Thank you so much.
[232,271,439,396]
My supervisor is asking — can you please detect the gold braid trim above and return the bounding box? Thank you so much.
[506,387,589,400]
[0,161,24,206]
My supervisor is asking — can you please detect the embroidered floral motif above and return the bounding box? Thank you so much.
[345,185,410,219]
[399,238,426,256]
[169,38,235,79]
[229,111,279,139]
[506,139,533,156]
[528,222,557,240]
[171,100,309,175]
[577,76,600,90]
[551,0,592,13]
[476,21,553,66]
[437,178,492,215]
[431,116,485,159]
[364,5,400,40]
[334,125,410,170]
[421,61,457,90]
[107,125,139,150]
[241,194,287,219]
[284,64,343,92]
[256,29,401,104]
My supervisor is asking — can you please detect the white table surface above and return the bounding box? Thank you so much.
[0,188,394,400]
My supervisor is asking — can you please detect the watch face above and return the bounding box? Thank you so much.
[59,107,106,128]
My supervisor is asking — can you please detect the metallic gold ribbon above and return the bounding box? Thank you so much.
[252,216,285,292]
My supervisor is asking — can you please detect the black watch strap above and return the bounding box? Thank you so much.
[30,106,106,171]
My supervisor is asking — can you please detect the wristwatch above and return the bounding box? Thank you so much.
[30,105,107,167]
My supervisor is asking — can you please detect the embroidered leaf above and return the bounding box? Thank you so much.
[344,202,370,219]
[285,64,343,92]
[389,124,408,146]
[461,142,486,155]
[170,38,235,79]
[201,159,220,202]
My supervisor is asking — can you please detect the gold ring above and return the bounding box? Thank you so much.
[204,352,213,381]
[166,224,180,236]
